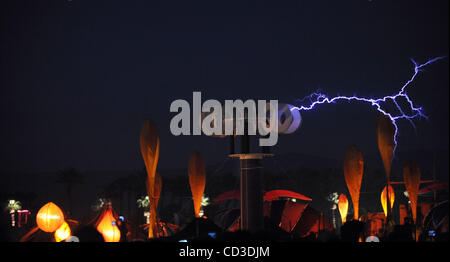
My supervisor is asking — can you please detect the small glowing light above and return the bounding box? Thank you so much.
[403,191,409,198]
[144,211,150,224]
[366,236,379,242]
[65,236,79,242]
[201,196,210,207]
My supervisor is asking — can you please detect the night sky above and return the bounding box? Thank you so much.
[1,1,448,177]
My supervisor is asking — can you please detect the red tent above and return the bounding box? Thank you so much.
[214,190,240,204]
[292,205,334,238]
[418,182,448,195]
[264,190,312,202]
[226,200,309,233]
[214,189,312,204]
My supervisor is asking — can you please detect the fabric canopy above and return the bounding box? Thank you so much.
[264,190,312,202]
[213,190,240,204]
[292,205,334,238]
[418,182,448,195]
[213,189,312,204]
[224,200,309,233]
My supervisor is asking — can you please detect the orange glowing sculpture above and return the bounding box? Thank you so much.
[343,145,364,220]
[146,171,163,237]
[380,185,395,217]
[96,207,121,242]
[188,151,206,218]
[403,161,421,223]
[140,120,160,238]
[376,114,395,181]
[145,171,162,209]
[338,194,349,224]
[36,202,64,232]
[54,221,71,242]
[154,172,162,210]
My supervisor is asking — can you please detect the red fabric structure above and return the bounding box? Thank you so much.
[214,189,312,204]
[279,200,309,232]
[264,190,312,202]
[418,182,448,195]
[226,200,309,233]
[213,189,313,234]
[214,190,241,204]
[292,205,334,238]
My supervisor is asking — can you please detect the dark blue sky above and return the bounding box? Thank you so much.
[1,0,448,174]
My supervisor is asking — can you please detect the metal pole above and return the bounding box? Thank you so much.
[240,155,264,233]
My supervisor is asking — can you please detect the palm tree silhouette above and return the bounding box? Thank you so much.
[56,168,83,216]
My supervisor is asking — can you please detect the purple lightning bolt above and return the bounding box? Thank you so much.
[291,56,446,153]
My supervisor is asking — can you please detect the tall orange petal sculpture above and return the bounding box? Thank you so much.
[338,194,349,224]
[380,185,395,217]
[343,145,364,220]
[188,151,206,218]
[146,171,163,237]
[54,221,71,242]
[145,171,162,210]
[154,172,162,210]
[96,207,121,242]
[36,202,65,232]
[403,161,421,223]
[140,120,160,238]
[376,114,395,181]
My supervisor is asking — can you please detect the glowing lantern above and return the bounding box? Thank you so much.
[403,161,421,223]
[36,202,64,232]
[338,194,349,223]
[54,221,71,242]
[380,185,395,217]
[188,151,206,218]
[376,114,395,181]
[96,207,121,242]
[343,145,364,220]
[140,120,160,238]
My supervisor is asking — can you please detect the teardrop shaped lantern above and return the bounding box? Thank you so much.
[96,207,121,242]
[54,221,71,242]
[338,194,349,224]
[380,185,395,217]
[36,202,65,232]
